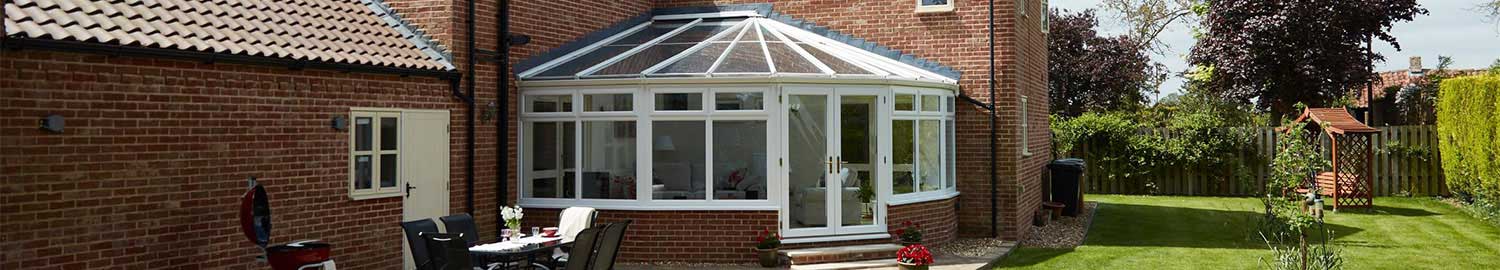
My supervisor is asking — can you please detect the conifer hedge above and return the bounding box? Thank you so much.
[1436,75,1500,201]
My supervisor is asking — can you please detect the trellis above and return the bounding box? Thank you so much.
[1290,108,1379,211]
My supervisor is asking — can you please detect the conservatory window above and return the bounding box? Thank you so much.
[581,121,637,200]
[584,93,632,112]
[892,90,958,202]
[653,121,707,200]
[525,121,576,198]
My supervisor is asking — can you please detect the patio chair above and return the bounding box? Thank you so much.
[402,219,440,268]
[552,207,598,262]
[556,226,605,270]
[439,214,481,245]
[590,221,631,270]
[419,232,472,270]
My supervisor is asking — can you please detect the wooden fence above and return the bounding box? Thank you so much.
[1078,125,1446,196]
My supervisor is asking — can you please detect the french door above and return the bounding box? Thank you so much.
[782,86,887,237]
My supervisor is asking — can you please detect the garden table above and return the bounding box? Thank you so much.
[469,235,566,270]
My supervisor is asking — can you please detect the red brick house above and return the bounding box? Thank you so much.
[2,0,1049,268]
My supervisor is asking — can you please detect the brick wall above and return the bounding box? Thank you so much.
[0,50,467,269]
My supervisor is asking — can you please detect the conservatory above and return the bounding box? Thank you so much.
[516,12,959,239]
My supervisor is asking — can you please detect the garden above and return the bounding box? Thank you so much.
[1011,0,1500,269]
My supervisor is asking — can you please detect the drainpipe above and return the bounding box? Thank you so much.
[496,0,513,241]
[987,0,999,239]
[460,0,478,218]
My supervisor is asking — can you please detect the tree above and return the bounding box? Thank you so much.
[1100,0,1202,53]
[1188,0,1426,121]
[1048,9,1166,117]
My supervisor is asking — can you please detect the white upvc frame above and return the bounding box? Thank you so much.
[1021,95,1033,157]
[349,109,403,200]
[915,0,956,13]
[577,19,705,78]
[888,87,959,205]
[518,22,652,79]
[518,85,780,210]
[779,85,891,238]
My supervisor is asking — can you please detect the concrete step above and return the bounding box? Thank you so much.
[780,243,904,265]
[789,259,899,270]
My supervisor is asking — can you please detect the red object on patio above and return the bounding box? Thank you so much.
[1285,108,1379,211]
[239,178,334,270]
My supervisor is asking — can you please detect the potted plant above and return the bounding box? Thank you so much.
[895,244,934,270]
[891,221,923,246]
[501,206,524,242]
[857,178,876,212]
[753,228,782,267]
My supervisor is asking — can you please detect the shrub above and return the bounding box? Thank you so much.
[1435,75,1500,203]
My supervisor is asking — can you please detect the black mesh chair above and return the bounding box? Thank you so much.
[557,226,605,270]
[402,219,441,268]
[439,214,480,245]
[420,232,473,270]
[590,221,631,270]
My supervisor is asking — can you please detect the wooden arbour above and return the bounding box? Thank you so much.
[1288,108,1379,211]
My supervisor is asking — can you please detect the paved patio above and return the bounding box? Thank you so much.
[617,240,1017,270]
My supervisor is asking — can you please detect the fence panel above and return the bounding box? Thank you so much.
[1079,125,1444,196]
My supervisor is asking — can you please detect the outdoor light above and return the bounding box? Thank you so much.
[507,34,531,46]
[482,101,498,121]
[331,115,347,131]
[40,114,64,133]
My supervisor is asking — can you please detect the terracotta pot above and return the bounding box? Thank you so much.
[754,248,779,267]
[897,262,930,270]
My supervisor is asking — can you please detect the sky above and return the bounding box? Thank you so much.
[1051,0,1500,103]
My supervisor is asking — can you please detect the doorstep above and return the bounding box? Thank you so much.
[780,243,905,265]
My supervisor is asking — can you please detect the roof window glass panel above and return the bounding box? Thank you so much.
[660,19,744,44]
[536,46,633,77]
[713,42,770,73]
[796,43,873,75]
[592,44,696,76]
[611,20,695,46]
[654,42,731,74]
[763,26,821,73]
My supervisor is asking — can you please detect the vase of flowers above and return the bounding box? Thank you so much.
[501,206,524,242]
[895,244,934,270]
[753,228,782,267]
[891,221,923,246]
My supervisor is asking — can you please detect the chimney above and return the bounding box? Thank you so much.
[1408,56,1424,76]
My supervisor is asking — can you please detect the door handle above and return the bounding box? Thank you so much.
[825,157,834,173]
[406,183,416,198]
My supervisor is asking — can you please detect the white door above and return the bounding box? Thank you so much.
[401,110,450,270]
[782,87,886,238]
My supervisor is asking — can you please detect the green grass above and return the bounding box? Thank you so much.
[995,195,1500,269]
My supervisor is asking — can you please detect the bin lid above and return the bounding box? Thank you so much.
[1048,158,1086,171]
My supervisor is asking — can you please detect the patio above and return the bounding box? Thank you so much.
[995,195,1500,269]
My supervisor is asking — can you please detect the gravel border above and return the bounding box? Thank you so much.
[1019,202,1098,249]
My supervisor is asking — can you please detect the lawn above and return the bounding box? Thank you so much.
[995,195,1500,269]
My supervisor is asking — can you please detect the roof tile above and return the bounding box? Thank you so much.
[5,0,451,71]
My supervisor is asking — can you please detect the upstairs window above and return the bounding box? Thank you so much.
[916,0,955,13]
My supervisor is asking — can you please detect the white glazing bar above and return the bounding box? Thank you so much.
[575,18,704,78]
[757,20,777,74]
[762,21,834,75]
[640,20,752,76]
[652,10,763,21]
[705,21,754,76]
[763,20,954,82]
[761,21,889,77]
[518,22,652,78]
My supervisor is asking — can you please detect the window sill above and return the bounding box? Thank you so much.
[888,190,960,206]
[915,5,956,14]
[350,191,403,201]
[519,198,780,211]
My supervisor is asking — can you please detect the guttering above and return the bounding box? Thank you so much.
[516,76,960,91]
[987,0,999,239]
[1,38,460,80]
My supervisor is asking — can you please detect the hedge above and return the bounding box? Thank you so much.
[1436,75,1500,202]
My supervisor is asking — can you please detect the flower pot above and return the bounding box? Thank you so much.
[754,248,779,267]
[897,262,930,270]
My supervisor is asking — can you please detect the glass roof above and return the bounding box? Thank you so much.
[519,17,957,84]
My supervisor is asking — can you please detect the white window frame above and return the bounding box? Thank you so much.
[915,0,956,13]
[1021,95,1033,157]
[889,87,958,205]
[349,109,404,200]
[519,86,779,210]
[1040,0,1050,33]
